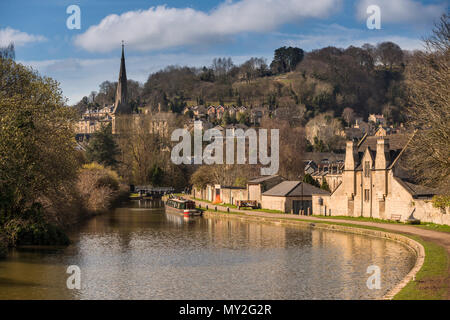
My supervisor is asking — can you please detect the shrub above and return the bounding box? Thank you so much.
[4,218,70,246]
[0,232,7,258]
[2,203,70,246]
[77,163,122,213]
[432,195,450,210]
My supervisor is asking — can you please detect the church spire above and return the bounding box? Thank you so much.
[113,41,130,114]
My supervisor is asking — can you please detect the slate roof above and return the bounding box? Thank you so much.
[354,133,412,170]
[248,175,283,185]
[304,152,345,163]
[262,181,330,197]
[357,134,409,153]
[262,181,300,196]
[394,178,439,198]
[288,182,331,196]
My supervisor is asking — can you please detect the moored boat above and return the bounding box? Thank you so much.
[165,197,202,217]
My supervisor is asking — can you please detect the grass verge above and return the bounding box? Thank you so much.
[414,223,450,234]
[312,215,403,224]
[393,236,449,300]
[313,215,450,234]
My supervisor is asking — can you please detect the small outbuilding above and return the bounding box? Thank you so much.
[247,175,285,205]
[261,181,330,214]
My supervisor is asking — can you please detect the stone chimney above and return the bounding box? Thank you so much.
[345,141,357,171]
[375,138,390,201]
[343,141,357,199]
[375,139,390,170]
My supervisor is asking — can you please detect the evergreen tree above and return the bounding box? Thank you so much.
[303,174,320,188]
[270,46,304,74]
[148,164,164,186]
[321,179,331,192]
[86,123,119,167]
[237,95,242,107]
[222,111,232,126]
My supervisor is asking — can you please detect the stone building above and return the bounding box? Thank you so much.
[368,114,386,126]
[247,175,286,205]
[312,134,449,225]
[310,159,344,193]
[261,181,329,214]
[220,186,248,205]
[191,175,284,206]
[192,184,247,205]
[76,44,170,137]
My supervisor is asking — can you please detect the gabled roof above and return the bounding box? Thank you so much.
[394,178,438,198]
[262,181,330,197]
[357,134,408,153]
[248,175,283,185]
[262,181,300,196]
[355,133,414,170]
[356,148,376,170]
[289,183,330,196]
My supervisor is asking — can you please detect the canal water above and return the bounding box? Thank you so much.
[0,201,416,300]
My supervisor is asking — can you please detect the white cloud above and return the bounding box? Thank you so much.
[356,0,447,25]
[278,24,425,51]
[75,0,341,53]
[0,27,47,47]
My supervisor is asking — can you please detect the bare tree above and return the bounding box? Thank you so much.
[342,107,355,126]
[261,117,305,179]
[0,42,15,60]
[404,13,450,194]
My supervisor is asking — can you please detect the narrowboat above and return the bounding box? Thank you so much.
[165,197,203,217]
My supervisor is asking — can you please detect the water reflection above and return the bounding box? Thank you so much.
[0,201,415,300]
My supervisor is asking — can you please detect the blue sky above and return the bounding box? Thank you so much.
[0,0,448,104]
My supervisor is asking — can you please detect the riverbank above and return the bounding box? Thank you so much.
[0,233,7,258]
[191,198,450,300]
[0,163,129,259]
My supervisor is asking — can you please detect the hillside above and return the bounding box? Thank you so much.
[74,42,412,125]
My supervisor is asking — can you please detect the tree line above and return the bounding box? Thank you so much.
[75,41,412,127]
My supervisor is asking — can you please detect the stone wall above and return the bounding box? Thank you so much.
[261,196,286,212]
[262,196,314,213]
[192,187,205,200]
[221,188,247,205]
[248,184,261,203]
[411,199,450,225]
[314,171,449,225]
[313,183,349,216]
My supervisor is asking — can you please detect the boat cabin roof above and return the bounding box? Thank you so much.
[169,198,194,203]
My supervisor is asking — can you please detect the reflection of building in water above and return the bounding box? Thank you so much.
[310,229,388,299]
[204,217,287,248]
